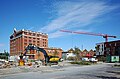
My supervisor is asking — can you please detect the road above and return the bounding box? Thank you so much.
[0,63,120,79]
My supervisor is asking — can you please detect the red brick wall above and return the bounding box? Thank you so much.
[10,29,63,60]
[10,30,48,56]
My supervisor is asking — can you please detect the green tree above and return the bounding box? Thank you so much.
[0,51,9,60]
[73,47,81,61]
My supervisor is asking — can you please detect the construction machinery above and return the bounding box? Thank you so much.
[60,30,116,42]
[49,56,60,64]
[19,44,60,66]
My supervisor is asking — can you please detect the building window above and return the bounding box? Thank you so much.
[109,44,111,46]
[29,37,32,39]
[33,33,36,36]
[104,44,106,47]
[102,48,103,51]
[29,33,32,35]
[24,39,27,42]
[29,40,32,42]
[24,32,27,35]
[33,38,36,40]
[24,43,27,45]
[37,41,40,43]
[37,34,40,37]
[33,43,36,45]
[33,40,36,43]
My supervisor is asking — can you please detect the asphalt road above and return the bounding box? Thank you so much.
[0,63,120,79]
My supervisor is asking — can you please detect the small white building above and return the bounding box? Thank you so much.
[66,53,76,58]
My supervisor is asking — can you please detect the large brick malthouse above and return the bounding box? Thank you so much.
[10,29,48,56]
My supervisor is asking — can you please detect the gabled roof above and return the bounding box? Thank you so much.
[82,49,88,53]
[67,48,74,53]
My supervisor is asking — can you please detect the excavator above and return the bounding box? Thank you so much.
[19,44,60,66]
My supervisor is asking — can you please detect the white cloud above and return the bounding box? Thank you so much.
[49,29,93,38]
[48,31,64,38]
[39,1,118,38]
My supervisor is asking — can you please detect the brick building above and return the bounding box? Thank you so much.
[10,28,48,56]
[96,40,120,56]
[79,49,95,57]
[96,40,120,62]
[10,29,62,61]
[63,49,95,60]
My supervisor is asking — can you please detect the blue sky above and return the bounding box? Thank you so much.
[0,0,120,52]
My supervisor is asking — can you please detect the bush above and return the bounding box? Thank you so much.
[31,60,35,62]
[67,56,75,61]
[97,56,106,62]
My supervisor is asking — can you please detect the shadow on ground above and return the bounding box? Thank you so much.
[96,76,119,79]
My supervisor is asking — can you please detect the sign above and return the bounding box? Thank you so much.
[111,56,119,62]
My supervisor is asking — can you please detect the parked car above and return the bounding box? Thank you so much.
[82,58,89,61]
[89,58,98,62]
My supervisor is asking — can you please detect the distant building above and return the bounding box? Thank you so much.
[61,52,68,60]
[66,53,76,58]
[61,52,76,60]
[80,49,95,58]
[80,49,88,57]
[62,49,95,60]
[10,29,62,61]
[96,40,120,56]
[45,47,63,59]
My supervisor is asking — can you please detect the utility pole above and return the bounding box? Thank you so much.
[81,45,83,51]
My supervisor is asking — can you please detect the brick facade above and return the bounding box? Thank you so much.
[104,40,120,56]
[10,29,63,61]
[96,40,120,56]
[10,29,48,56]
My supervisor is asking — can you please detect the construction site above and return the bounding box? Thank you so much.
[0,29,120,79]
[0,0,120,79]
[0,28,119,68]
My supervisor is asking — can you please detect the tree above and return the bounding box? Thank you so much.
[68,47,82,61]
[73,47,81,61]
[0,51,9,60]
